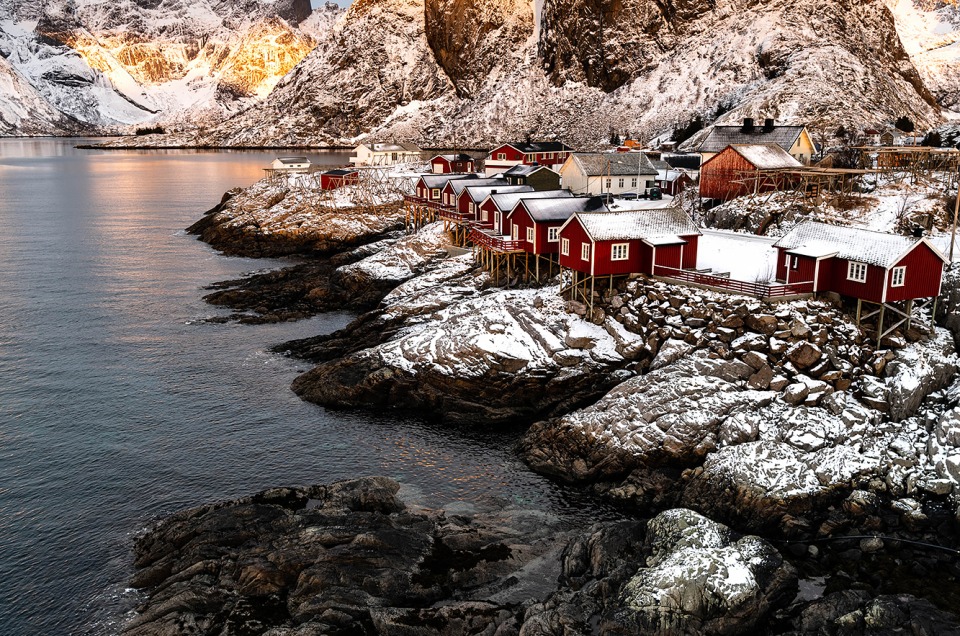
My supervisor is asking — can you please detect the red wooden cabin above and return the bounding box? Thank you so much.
[772,221,947,303]
[320,169,359,190]
[430,153,475,174]
[413,174,478,203]
[508,196,607,255]
[477,190,573,232]
[699,144,802,201]
[458,184,531,221]
[484,142,574,177]
[558,208,701,277]
[440,177,505,209]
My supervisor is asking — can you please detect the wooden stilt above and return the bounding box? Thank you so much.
[906,299,913,330]
[877,305,885,346]
[856,299,862,325]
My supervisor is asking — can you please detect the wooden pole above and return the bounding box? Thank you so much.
[951,178,960,263]
[906,299,913,330]
[877,304,885,346]
[856,299,862,325]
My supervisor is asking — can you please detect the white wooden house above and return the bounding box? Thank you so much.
[350,142,423,166]
[269,157,312,172]
[559,152,659,197]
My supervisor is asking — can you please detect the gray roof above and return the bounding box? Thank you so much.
[418,173,479,189]
[517,196,608,223]
[568,152,658,177]
[503,164,559,177]
[773,220,946,268]
[724,144,802,170]
[487,189,574,213]
[650,160,671,172]
[575,208,701,241]
[449,178,507,196]
[277,157,309,164]
[698,125,806,154]
[432,153,473,162]
[497,141,573,154]
[463,184,531,204]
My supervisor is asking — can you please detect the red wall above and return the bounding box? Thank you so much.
[432,158,474,173]
[826,260,887,303]
[511,206,536,250]
[653,244,683,271]
[559,218,592,273]
[681,235,699,269]
[431,158,452,173]
[489,145,524,162]
[700,148,756,201]
[593,239,646,276]
[535,222,566,255]
[885,243,945,301]
[477,200,497,228]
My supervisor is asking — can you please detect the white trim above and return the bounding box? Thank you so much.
[882,267,889,303]
[813,259,820,292]
[561,237,570,256]
[891,266,905,287]
[581,242,590,261]
[611,243,629,261]
[526,226,535,243]
[548,227,560,242]
[847,261,867,283]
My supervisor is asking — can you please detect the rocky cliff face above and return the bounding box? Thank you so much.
[1,0,955,143]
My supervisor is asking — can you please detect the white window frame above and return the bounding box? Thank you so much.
[431,188,440,199]
[526,227,534,242]
[497,153,506,160]
[611,243,629,261]
[469,202,475,214]
[791,256,798,269]
[511,224,519,241]
[847,261,868,283]
[631,178,637,188]
[891,266,906,287]
[548,227,560,242]
[481,209,488,222]
[605,178,612,189]
[618,178,625,189]
[581,242,590,261]
[784,253,790,266]
[561,238,570,256]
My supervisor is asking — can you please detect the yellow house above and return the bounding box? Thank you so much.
[697,118,816,165]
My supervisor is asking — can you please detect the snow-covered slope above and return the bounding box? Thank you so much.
[0,52,77,135]
[887,0,960,111]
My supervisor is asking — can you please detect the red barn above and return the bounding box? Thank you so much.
[508,196,607,255]
[558,207,701,277]
[772,221,947,303]
[484,141,574,177]
[319,169,359,190]
[699,144,802,202]
[430,153,476,174]
[478,189,573,232]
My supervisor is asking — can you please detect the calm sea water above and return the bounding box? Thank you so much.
[0,139,607,636]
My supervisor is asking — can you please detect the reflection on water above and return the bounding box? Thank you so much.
[0,139,615,636]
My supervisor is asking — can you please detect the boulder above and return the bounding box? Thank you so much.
[785,341,823,369]
[746,314,778,335]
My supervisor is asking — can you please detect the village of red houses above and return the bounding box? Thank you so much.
[268,120,960,344]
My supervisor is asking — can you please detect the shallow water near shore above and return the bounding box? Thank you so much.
[0,139,616,636]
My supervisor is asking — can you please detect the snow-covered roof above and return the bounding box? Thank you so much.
[773,221,948,268]
[503,164,559,177]
[418,173,479,189]
[276,157,310,164]
[656,168,688,182]
[463,184,531,204]
[487,189,574,213]
[573,207,701,242]
[568,152,659,177]
[494,141,573,154]
[698,125,806,154]
[518,196,607,222]
[432,153,473,162]
[448,177,507,195]
[726,144,803,170]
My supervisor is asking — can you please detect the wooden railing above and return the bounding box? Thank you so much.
[438,208,472,222]
[469,228,524,252]
[653,266,814,298]
[403,195,445,210]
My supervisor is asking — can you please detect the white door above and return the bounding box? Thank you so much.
[494,212,501,232]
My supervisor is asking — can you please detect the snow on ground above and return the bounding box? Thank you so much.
[697,230,779,282]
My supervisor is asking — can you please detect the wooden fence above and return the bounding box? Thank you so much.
[653,266,814,299]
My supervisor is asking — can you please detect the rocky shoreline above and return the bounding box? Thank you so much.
[129,183,960,634]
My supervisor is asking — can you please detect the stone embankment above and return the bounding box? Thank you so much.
[124,478,960,636]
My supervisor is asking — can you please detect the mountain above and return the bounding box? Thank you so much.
[0,0,956,144]
[886,0,960,111]
[0,0,330,135]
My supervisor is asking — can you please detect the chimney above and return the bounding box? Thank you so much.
[763,118,775,132]
[742,118,755,133]
[912,226,924,238]
[491,190,497,195]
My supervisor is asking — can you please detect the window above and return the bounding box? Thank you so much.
[892,266,906,287]
[497,153,506,160]
[784,253,790,266]
[431,188,440,199]
[469,203,475,214]
[545,152,553,159]
[611,243,629,261]
[847,261,868,283]
[605,178,612,189]
[581,243,590,261]
[481,209,488,222]
[512,225,519,240]
[631,178,637,188]
[791,256,798,269]
[548,227,560,242]
[561,238,570,256]
[618,178,625,189]
[526,227,534,242]
[526,154,535,162]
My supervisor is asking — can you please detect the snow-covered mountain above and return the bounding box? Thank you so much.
[0,0,956,144]
[886,0,960,111]
[0,0,332,135]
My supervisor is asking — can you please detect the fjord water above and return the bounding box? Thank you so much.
[0,139,601,635]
